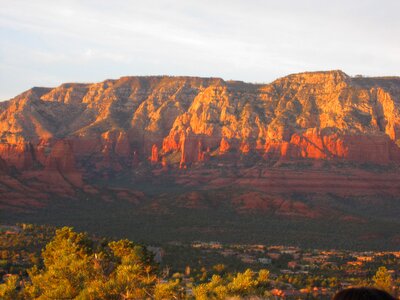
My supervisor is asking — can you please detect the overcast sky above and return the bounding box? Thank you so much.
[1,0,399,100]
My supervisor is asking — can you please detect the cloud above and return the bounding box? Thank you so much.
[0,0,399,99]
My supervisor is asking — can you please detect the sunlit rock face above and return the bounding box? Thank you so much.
[1,71,400,173]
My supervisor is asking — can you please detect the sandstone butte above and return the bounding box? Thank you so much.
[1,70,400,212]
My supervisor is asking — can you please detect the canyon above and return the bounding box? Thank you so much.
[1,70,400,249]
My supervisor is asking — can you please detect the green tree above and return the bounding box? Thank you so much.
[78,239,157,299]
[228,269,258,296]
[258,269,270,284]
[24,227,96,299]
[3,226,186,299]
[373,266,393,293]
[0,274,21,300]
[192,274,228,300]
[154,279,183,300]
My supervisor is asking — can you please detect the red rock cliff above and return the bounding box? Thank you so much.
[1,71,400,173]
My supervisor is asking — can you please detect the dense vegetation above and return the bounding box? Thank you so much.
[0,226,274,299]
[0,224,399,299]
[4,186,400,251]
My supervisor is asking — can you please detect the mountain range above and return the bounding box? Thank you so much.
[1,70,400,249]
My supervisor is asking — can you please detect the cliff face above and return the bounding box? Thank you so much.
[3,71,400,247]
[1,71,400,172]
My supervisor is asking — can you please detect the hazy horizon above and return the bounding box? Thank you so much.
[1,0,400,100]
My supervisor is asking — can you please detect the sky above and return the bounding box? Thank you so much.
[1,0,400,100]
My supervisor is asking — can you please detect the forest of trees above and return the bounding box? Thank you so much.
[0,226,397,299]
[0,227,274,299]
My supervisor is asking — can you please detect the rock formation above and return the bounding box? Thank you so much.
[1,71,400,210]
[1,71,400,172]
